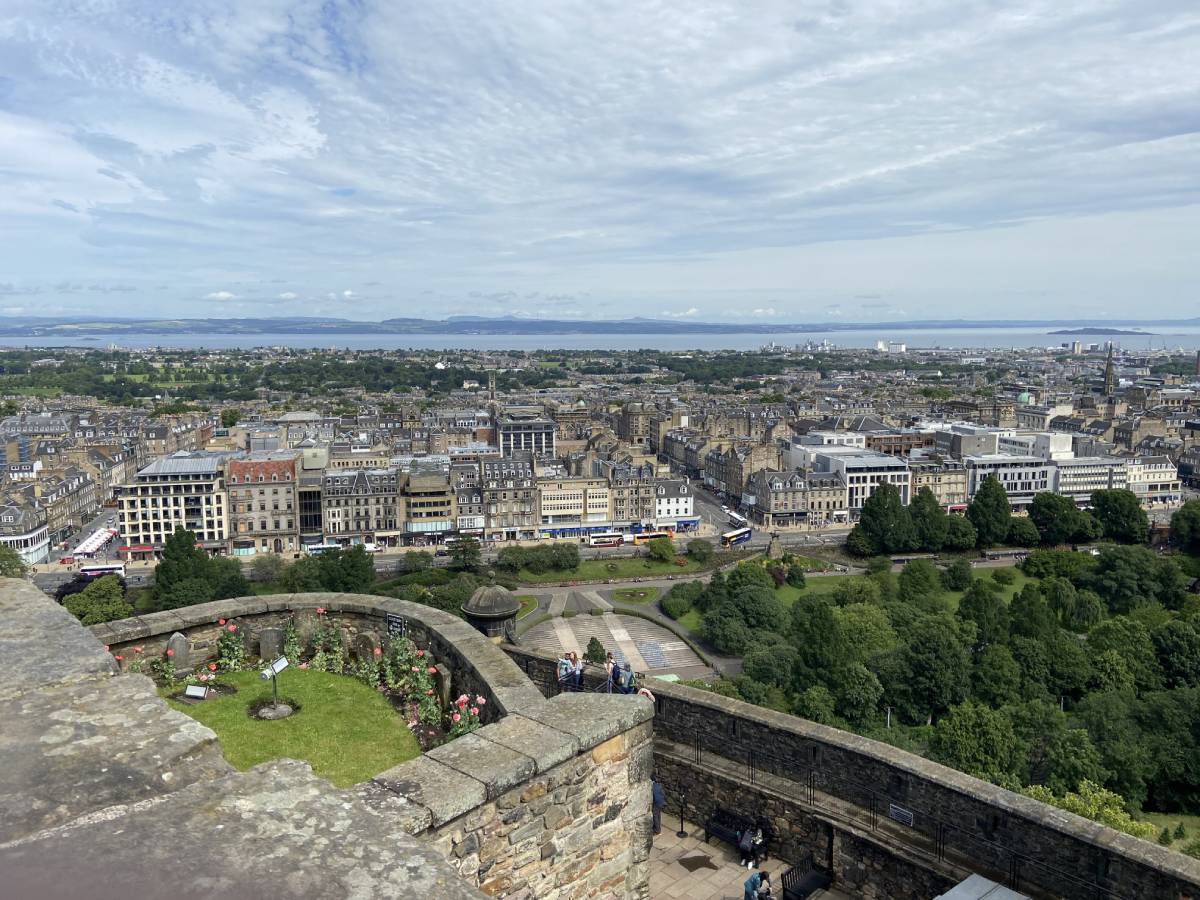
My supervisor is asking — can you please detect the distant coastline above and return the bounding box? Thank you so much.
[1047,327,1155,336]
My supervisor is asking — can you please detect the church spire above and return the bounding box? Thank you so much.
[1103,342,1115,396]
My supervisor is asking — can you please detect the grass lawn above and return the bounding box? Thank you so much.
[515,594,538,619]
[612,586,660,604]
[1140,811,1200,849]
[944,566,1030,612]
[517,555,703,584]
[677,608,702,633]
[163,669,420,787]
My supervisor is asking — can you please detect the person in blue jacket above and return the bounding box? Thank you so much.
[744,870,770,899]
[651,775,666,835]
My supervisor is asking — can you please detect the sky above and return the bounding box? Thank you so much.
[1,1,1199,324]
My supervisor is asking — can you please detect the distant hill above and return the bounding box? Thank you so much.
[1048,327,1155,336]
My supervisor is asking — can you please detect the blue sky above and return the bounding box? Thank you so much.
[1,1,1199,322]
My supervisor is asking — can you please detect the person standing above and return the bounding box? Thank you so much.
[556,652,572,692]
[651,775,666,835]
[569,651,583,691]
[604,652,616,692]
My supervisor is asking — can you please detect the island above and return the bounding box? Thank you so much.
[1048,327,1155,336]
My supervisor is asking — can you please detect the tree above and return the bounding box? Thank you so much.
[1088,545,1188,614]
[63,575,132,625]
[943,516,978,552]
[153,527,211,603]
[830,577,882,607]
[327,544,376,592]
[702,605,752,655]
[1028,493,1084,546]
[743,645,799,688]
[790,595,848,687]
[833,602,899,665]
[1087,617,1162,693]
[794,685,837,725]
[278,555,324,592]
[957,579,1009,648]
[898,559,944,610]
[967,477,1011,548]
[686,538,713,563]
[1170,500,1200,553]
[1022,781,1156,840]
[0,543,28,578]
[156,577,215,611]
[584,636,607,664]
[929,702,1020,782]
[220,408,241,428]
[845,524,874,558]
[399,551,433,573]
[1009,583,1056,642]
[942,557,973,592]
[785,565,806,589]
[1151,620,1200,689]
[909,487,949,552]
[1006,516,1041,548]
[728,585,787,633]
[1090,489,1149,544]
[448,536,482,571]
[890,617,971,723]
[833,663,884,725]
[251,553,284,583]
[972,644,1022,706]
[645,537,675,564]
[209,556,250,600]
[856,481,914,555]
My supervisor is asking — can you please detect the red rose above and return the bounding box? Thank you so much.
[217,619,226,626]
[373,647,382,656]
[427,666,437,674]
[207,663,217,672]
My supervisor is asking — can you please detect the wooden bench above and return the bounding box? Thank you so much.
[702,808,774,861]
[781,852,832,900]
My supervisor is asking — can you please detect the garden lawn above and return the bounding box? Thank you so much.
[515,594,538,619]
[1139,811,1200,850]
[944,566,1031,612]
[516,555,703,584]
[163,669,420,787]
[612,586,659,604]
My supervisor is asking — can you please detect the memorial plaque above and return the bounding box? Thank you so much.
[386,613,407,638]
[888,803,914,827]
[183,684,209,700]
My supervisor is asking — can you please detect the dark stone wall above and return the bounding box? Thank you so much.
[505,644,1200,900]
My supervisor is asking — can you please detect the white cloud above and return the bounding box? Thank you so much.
[277,291,298,300]
[204,291,237,301]
[659,307,699,318]
[1,2,1199,319]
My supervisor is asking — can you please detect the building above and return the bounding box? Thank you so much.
[746,469,807,528]
[118,452,230,554]
[617,402,651,449]
[909,460,969,509]
[537,476,610,539]
[497,407,556,458]
[321,468,399,546]
[481,453,538,541]
[805,448,910,513]
[1052,457,1128,506]
[865,430,934,458]
[963,455,1053,510]
[227,453,301,556]
[400,463,456,543]
[653,479,696,531]
[0,502,49,565]
[1125,456,1182,506]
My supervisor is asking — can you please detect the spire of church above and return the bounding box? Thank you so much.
[1103,342,1115,396]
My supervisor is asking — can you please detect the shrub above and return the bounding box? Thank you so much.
[992,569,1015,586]
[786,566,806,589]
[216,621,248,672]
[767,564,787,587]
[1159,827,1173,846]
[661,590,693,620]
[686,539,713,563]
[1184,839,1200,861]
[585,636,607,664]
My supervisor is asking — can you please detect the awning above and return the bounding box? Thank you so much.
[74,528,118,555]
[118,544,154,552]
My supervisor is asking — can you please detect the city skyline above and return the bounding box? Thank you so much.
[2,1,1199,322]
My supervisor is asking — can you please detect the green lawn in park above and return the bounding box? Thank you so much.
[163,669,420,787]
[1140,811,1200,852]
[515,594,538,619]
[612,586,660,604]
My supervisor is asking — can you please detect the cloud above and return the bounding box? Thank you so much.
[277,291,298,300]
[750,308,777,317]
[660,307,699,318]
[204,291,238,301]
[1,3,1199,319]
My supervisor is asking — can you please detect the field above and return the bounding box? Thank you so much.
[163,669,421,787]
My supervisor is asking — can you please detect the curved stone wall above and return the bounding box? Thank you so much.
[508,644,1200,900]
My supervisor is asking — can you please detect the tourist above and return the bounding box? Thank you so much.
[651,775,666,835]
[569,651,583,690]
[604,652,616,692]
[617,663,635,694]
[743,869,770,900]
[738,826,759,867]
[556,652,572,692]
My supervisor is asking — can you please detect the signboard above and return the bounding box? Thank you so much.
[386,613,407,638]
[183,684,210,700]
[888,803,915,827]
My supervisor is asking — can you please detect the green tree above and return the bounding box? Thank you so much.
[833,602,899,665]
[0,543,29,578]
[942,557,973,592]
[898,559,944,610]
[790,595,848,687]
[1043,728,1108,795]
[448,536,482,571]
[929,702,1020,782]
[327,544,377,592]
[971,644,1022,706]
[153,527,211,604]
[967,477,1011,548]
[1088,617,1162,693]
[957,579,1010,649]
[1009,583,1057,642]
[890,617,971,723]
[1151,620,1200,689]
[584,636,607,664]
[63,575,132,625]
[909,487,949,552]
[278,555,324,592]
[399,550,433,573]
[1170,500,1200,553]
[250,553,284,583]
[833,663,884,725]
[794,684,837,725]
[830,577,883,606]
[729,584,787,632]
[1029,492,1084,546]
[702,605,752,655]
[156,577,215,611]
[1088,546,1188,615]
[845,524,874,558]
[943,515,978,552]
[743,644,799,688]
[686,538,713,563]
[1006,516,1041,548]
[645,536,675,563]
[856,481,914,555]
[210,556,250,599]
[1022,781,1156,840]
[219,408,241,428]
[1090,489,1149,544]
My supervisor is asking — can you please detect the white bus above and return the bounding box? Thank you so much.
[727,511,749,528]
[79,561,126,579]
[587,532,625,547]
[721,527,753,548]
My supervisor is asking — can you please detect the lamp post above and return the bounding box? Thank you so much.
[676,793,687,839]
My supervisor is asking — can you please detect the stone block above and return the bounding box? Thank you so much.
[352,630,380,662]
[428,732,537,800]
[519,693,653,752]
[474,713,579,774]
[257,627,284,661]
[375,756,487,828]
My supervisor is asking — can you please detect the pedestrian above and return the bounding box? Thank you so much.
[605,652,617,692]
[743,870,770,900]
[569,650,583,691]
[651,775,666,835]
[617,663,634,694]
[556,652,572,693]
[738,826,757,867]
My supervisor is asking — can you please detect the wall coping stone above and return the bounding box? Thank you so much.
[520,692,654,748]
[476,713,581,773]
[374,755,489,827]
[426,732,538,800]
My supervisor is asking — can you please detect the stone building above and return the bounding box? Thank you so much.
[118,452,230,554]
[227,453,301,556]
[617,401,651,448]
[481,452,537,541]
[322,467,399,546]
[909,460,968,509]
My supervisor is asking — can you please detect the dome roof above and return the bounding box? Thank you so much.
[462,584,521,620]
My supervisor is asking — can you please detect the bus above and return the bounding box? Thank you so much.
[305,543,341,556]
[721,527,753,548]
[632,530,674,545]
[79,561,126,579]
[727,511,749,528]
[587,532,625,547]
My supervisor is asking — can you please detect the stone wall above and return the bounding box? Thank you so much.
[506,644,1200,900]
[87,593,655,899]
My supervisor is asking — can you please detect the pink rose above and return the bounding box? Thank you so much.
[104,645,109,651]
[475,695,485,705]
[373,647,382,657]
[415,650,424,657]
[132,647,143,654]
[452,713,461,723]
[114,654,123,662]
[410,666,419,672]
[165,649,174,658]
[217,619,226,626]
[425,689,434,696]
[315,607,325,615]
[426,666,437,675]
[469,707,479,716]
[208,663,217,672]
[227,624,237,633]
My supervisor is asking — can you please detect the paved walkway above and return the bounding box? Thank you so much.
[522,613,708,675]
[650,821,852,900]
